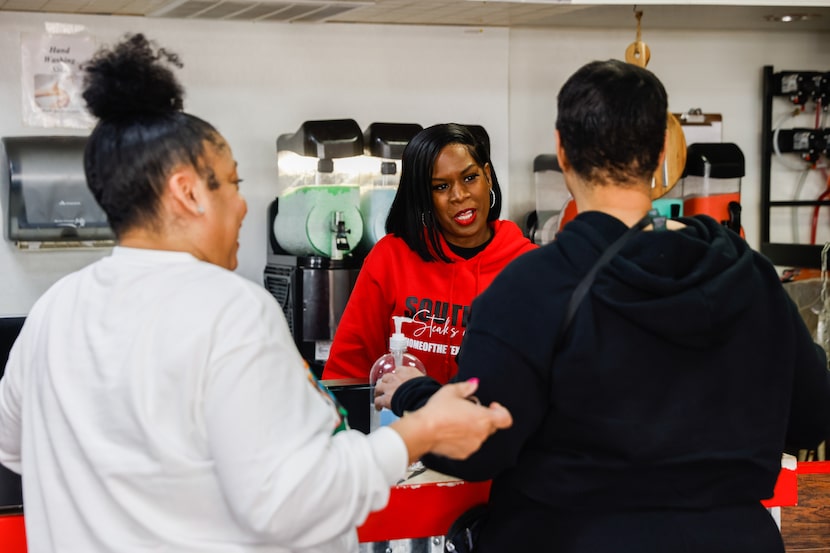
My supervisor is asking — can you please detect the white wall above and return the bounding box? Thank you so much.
[1,11,828,316]
[507,27,830,251]
[0,12,510,315]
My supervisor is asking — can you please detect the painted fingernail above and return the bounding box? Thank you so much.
[468,377,479,385]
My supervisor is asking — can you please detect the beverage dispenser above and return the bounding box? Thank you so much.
[679,142,745,235]
[650,181,684,220]
[264,119,366,378]
[358,122,422,255]
[527,154,574,245]
[528,134,687,243]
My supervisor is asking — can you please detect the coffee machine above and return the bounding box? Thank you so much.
[264,119,367,378]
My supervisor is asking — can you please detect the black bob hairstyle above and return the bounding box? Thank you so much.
[385,123,502,263]
[81,33,223,237]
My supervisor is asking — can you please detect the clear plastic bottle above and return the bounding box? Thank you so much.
[369,316,427,431]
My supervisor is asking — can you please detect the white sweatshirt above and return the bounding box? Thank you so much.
[0,247,407,552]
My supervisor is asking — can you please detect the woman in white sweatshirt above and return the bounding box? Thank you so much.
[0,33,511,553]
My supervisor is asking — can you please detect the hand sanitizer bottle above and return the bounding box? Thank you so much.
[369,316,427,431]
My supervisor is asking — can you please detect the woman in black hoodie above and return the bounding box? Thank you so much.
[376,59,830,553]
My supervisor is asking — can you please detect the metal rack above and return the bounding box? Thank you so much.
[760,65,829,269]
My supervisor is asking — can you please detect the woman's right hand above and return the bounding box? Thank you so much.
[390,378,512,463]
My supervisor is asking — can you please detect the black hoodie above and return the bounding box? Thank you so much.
[394,212,830,549]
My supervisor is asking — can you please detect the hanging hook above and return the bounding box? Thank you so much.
[634,9,643,43]
[625,7,650,67]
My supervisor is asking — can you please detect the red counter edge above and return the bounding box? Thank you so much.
[0,463,808,550]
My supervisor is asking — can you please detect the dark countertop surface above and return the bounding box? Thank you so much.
[0,317,24,516]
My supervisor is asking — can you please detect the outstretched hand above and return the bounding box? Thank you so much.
[390,378,512,463]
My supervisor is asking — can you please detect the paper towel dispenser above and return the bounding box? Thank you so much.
[1,136,114,244]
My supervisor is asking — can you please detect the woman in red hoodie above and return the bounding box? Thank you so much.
[323,123,537,384]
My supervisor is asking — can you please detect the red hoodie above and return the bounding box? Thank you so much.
[322,220,537,384]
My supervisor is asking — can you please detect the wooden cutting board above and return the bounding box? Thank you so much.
[652,112,687,200]
[624,11,686,200]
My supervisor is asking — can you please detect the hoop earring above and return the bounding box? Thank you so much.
[489,188,496,208]
[421,212,427,227]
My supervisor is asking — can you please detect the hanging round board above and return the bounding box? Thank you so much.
[624,12,686,200]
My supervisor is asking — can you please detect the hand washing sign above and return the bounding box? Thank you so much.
[21,24,96,129]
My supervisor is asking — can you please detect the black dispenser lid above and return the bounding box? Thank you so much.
[533,154,562,173]
[682,142,745,179]
[363,123,423,160]
[380,161,397,175]
[277,119,364,159]
[463,124,491,156]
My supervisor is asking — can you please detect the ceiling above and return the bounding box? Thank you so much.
[0,0,829,31]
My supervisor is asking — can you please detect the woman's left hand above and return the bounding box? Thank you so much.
[374,365,425,410]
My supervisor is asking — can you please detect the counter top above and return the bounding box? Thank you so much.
[358,468,490,543]
[0,462,811,550]
[0,464,21,515]
[358,455,802,543]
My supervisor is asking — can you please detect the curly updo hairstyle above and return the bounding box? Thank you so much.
[82,33,222,237]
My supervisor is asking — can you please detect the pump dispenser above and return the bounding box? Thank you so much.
[369,316,427,431]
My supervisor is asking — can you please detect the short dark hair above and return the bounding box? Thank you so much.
[385,123,502,262]
[82,33,222,237]
[556,59,667,185]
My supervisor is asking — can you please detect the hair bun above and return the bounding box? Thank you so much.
[82,33,184,120]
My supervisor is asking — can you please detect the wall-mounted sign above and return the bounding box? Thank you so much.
[20,25,96,129]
